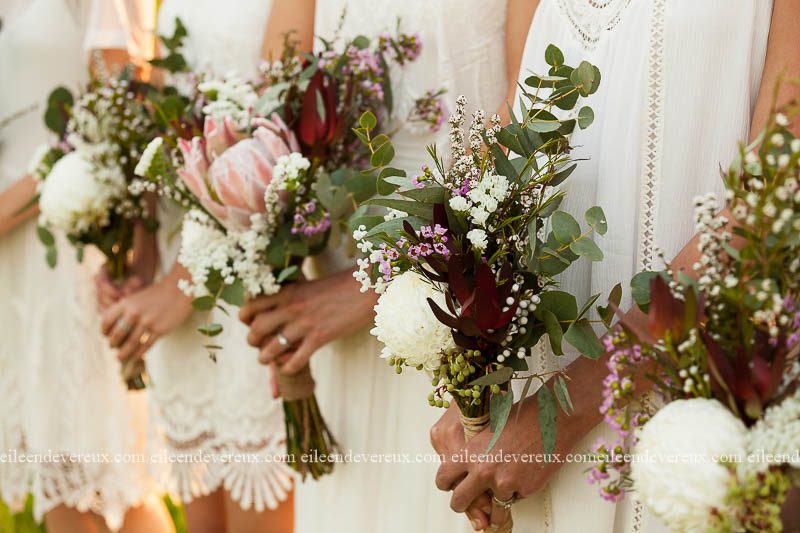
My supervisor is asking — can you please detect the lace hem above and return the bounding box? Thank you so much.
[29,458,154,532]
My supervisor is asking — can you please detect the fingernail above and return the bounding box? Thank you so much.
[470,518,482,531]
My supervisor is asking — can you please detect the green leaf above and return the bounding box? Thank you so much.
[44,106,67,136]
[377,166,405,195]
[359,111,377,130]
[221,282,245,306]
[398,186,446,203]
[577,106,595,129]
[585,206,607,235]
[548,163,576,188]
[537,290,578,321]
[365,198,433,219]
[37,226,55,247]
[544,44,564,67]
[631,271,660,312]
[564,320,604,359]
[489,143,517,179]
[554,376,574,414]
[515,375,534,425]
[198,323,224,337]
[551,211,581,244]
[527,119,562,133]
[277,265,300,283]
[570,238,603,261]
[192,295,216,311]
[370,135,395,167]
[575,292,601,322]
[537,386,558,455]
[364,216,427,241]
[486,390,514,453]
[542,310,564,355]
[45,246,57,268]
[352,35,370,49]
[469,366,514,387]
[571,61,598,97]
[599,283,623,326]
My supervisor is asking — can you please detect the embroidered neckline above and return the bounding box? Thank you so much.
[555,0,633,50]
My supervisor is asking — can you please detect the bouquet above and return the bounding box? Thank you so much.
[135,27,432,479]
[353,44,606,532]
[591,110,800,532]
[31,75,159,390]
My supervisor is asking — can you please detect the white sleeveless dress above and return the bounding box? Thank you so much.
[0,0,160,529]
[146,0,293,513]
[511,1,772,531]
[297,3,507,532]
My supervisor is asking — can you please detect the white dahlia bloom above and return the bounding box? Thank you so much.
[632,398,746,532]
[371,271,455,370]
[39,150,119,233]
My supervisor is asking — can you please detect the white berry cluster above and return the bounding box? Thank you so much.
[198,77,258,127]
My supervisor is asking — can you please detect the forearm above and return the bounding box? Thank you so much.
[0,175,38,237]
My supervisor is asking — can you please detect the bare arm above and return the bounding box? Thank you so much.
[496,0,539,124]
[0,175,38,237]
[261,0,316,60]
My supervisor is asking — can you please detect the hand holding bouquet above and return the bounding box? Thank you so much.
[31,76,159,389]
[354,44,606,532]
[135,27,429,479]
[592,108,800,532]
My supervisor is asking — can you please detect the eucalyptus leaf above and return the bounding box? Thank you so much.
[577,106,595,129]
[37,226,55,247]
[277,265,300,283]
[486,390,514,453]
[631,270,660,312]
[543,310,564,355]
[45,246,57,269]
[198,323,223,337]
[598,283,623,326]
[192,295,216,311]
[570,238,603,261]
[554,376,574,414]
[469,366,514,387]
[585,206,608,235]
[359,111,377,130]
[551,211,581,244]
[366,198,433,219]
[221,282,245,306]
[564,320,604,359]
[537,386,558,456]
[544,44,564,67]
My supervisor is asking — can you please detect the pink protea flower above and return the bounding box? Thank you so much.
[178,114,300,230]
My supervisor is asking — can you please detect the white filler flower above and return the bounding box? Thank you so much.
[632,398,746,532]
[39,150,119,234]
[371,271,455,370]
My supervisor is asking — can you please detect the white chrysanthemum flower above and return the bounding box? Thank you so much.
[466,228,488,251]
[371,271,455,370]
[26,143,52,179]
[632,399,746,532]
[39,150,123,234]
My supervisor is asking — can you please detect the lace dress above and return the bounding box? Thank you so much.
[295,2,508,532]
[145,0,293,512]
[511,0,772,531]
[0,0,161,529]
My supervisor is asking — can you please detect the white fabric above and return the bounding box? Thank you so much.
[511,0,771,531]
[295,2,507,532]
[0,0,160,529]
[146,0,293,513]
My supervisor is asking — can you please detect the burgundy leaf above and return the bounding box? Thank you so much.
[427,298,460,330]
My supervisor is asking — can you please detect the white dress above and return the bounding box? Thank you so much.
[512,1,772,531]
[0,0,161,529]
[146,0,293,513]
[297,2,508,532]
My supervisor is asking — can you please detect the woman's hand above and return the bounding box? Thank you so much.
[239,269,377,375]
[100,263,193,362]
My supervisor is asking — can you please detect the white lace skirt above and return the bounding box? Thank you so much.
[145,310,293,511]
[0,221,160,531]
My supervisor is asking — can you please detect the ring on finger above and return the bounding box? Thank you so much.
[138,329,152,346]
[115,318,133,334]
[276,332,292,348]
[491,494,516,510]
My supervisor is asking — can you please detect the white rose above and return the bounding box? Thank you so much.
[632,398,746,532]
[39,151,118,233]
[466,228,488,251]
[370,271,455,370]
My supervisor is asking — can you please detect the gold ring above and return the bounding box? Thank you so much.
[492,494,515,510]
[138,330,152,345]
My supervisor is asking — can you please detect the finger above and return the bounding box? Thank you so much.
[129,329,157,362]
[269,362,279,399]
[465,493,492,531]
[278,338,317,375]
[122,276,144,295]
[489,491,513,528]
[117,321,147,359]
[258,321,309,365]
[450,473,487,514]
[247,308,293,348]
[108,313,137,347]
[101,303,125,336]
[436,455,468,491]
[239,293,286,325]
